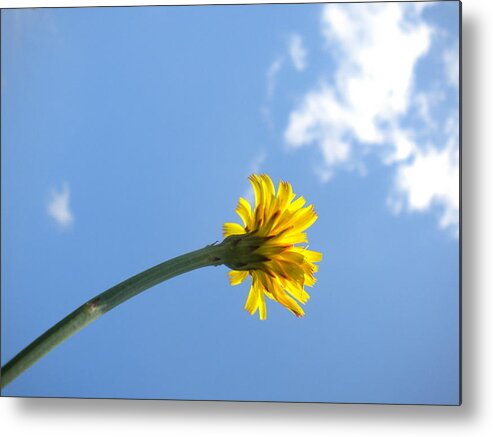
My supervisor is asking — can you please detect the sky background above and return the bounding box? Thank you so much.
[1,1,459,405]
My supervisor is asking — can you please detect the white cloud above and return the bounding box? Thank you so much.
[285,85,351,170]
[390,125,459,235]
[283,3,459,237]
[47,183,74,229]
[413,90,446,131]
[443,43,459,88]
[286,3,431,162]
[288,34,307,71]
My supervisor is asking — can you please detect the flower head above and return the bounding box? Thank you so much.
[222,174,322,319]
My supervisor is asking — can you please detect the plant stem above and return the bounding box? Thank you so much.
[1,242,228,389]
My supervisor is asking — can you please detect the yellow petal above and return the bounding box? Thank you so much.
[249,174,264,209]
[256,272,304,317]
[258,290,267,320]
[276,292,305,317]
[244,283,260,315]
[260,174,275,197]
[228,270,249,286]
[277,180,295,212]
[299,248,323,263]
[282,277,311,303]
[276,231,308,245]
[272,286,305,316]
[222,222,245,237]
[235,197,253,229]
[260,174,276,216]
[304,273,316,287]
[289,207,317,234]
[289,196,306,211]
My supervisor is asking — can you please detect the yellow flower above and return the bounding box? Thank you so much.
[222,174,322,320]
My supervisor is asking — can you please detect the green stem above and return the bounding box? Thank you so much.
[1,242,229,389]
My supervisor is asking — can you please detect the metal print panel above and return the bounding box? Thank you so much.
[1,1,461,405]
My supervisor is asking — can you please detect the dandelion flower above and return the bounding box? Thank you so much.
[222,174,322,319]
[2,173,323,386]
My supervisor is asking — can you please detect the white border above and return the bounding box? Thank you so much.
[2,1,493,437]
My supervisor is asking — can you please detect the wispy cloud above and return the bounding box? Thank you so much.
[266,57,283,99]
[261,34,306,131]
[47,183,74,230]
[262,57,284,130]
[288,34,307,71]
[443,43,459,88]
[9,8,60,46]
[247,150,267,176]
[243,151,267,203]
[283,3,459,236]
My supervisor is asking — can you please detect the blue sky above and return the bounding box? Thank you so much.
[1,2,459,404]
